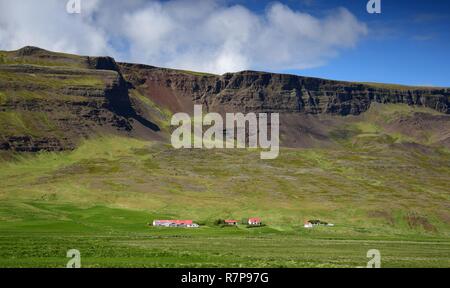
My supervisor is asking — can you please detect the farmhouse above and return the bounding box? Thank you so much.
[224,220,238,225]
[153,220,197,228]
[304,220,335,228]
[248,217,262,226]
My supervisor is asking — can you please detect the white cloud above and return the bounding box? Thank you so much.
[0,0,368,74]
[0,0,113,56]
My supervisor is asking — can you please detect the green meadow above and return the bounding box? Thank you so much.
[0,202,449,268]
[0,129,449,267]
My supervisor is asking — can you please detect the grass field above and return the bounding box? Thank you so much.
[0,129,449,267]
[0,203,449,268]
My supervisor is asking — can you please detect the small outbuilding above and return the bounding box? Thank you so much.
[224,220,238,226]
[153,220,194,227]
[304,220,334,228]
[248,217,262,226]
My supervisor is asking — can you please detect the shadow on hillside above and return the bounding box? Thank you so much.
[133,114,161,132]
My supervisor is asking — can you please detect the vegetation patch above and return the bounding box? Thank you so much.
[0,91,7,105]
[405,212,437,233]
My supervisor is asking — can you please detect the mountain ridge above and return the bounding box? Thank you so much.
[0,46,449,152]
[119,62,449,115]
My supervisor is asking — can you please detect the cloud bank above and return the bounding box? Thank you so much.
[0,0,368,74]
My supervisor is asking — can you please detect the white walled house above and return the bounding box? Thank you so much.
[153,220,194,227]
[248,218,262,226]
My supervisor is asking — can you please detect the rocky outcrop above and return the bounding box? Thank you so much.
[0,46,448,152]
[0,136,73,152]
[0,52,160,152]
[120,65,449,115]
[15,46,48,57]
[87,56,122,72]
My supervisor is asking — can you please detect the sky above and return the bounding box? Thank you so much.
[0,0,449,86]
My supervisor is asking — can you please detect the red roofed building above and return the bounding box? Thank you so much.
[224,220,238,225]
[248,218,261,226]
[153,220,193,227]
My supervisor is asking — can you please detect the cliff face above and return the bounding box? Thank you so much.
[120,64,449,116]
[0,46,449,152]
[0,47,159,152]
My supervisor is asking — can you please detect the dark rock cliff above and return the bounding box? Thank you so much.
[119,65,449,116]
[0,47,448,152]
[0,49,159,152]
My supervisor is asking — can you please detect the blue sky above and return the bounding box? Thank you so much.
[0,0,449,86]
[231,0,450,86]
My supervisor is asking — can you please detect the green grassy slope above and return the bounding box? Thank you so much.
[0,47,449,267]
[1,134,448,232]
[0,104,449,267]
[0,48,88,68]
[0,50,142,151]
[0,68,106,139]
[0,139,449,267]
